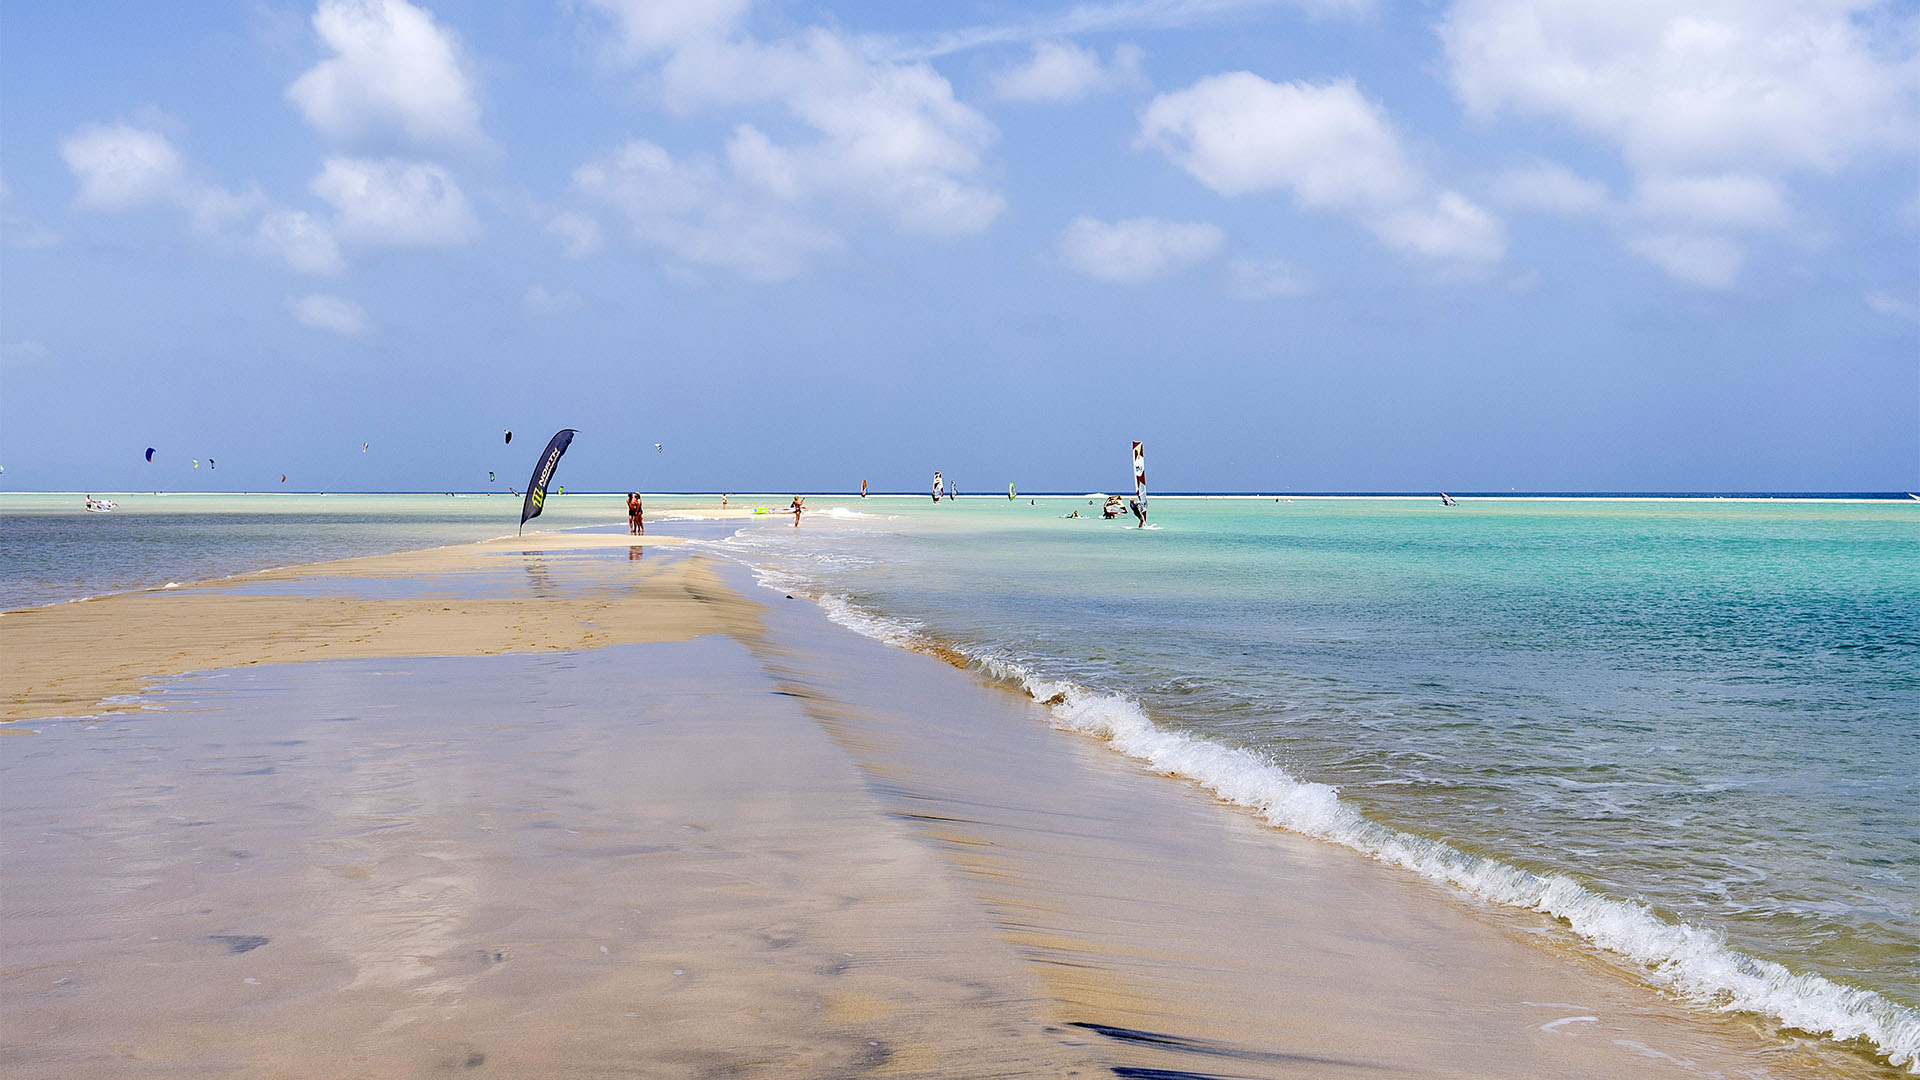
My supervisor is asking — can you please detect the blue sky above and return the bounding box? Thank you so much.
[2,0,1916,493]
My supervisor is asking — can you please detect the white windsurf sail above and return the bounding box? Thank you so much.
[1131,441,1147,526]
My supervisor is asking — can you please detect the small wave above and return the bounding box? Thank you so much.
[796,587,1919,1072]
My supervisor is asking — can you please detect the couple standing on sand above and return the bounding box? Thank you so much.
[626,492,644,535]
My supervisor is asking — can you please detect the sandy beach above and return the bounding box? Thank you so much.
[0,526,1887,1077]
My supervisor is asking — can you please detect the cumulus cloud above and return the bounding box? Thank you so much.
[1623,231,1743,289]
[989,40,1145,103]
[1442,1,1916,287]
[257,210,345,274]
[288,292,372,334]
[1225,256,1313,299]
[60,123,184,210]
[573,3,1004,279]
[1632,172,1790,231]
[287,0,485,149]
[310,156,479,246]
[0,172,61,250]
[1056,216,1225,282]
[1865,288,1920,324]
[575,139,840,282]
[584,0,751,59]
[1138,73,1504,262]
[1441,0,1914,175]
[1,340,51,367]
[547,211,603,258]
[1490,161,1613,215]
[522,284,586,317]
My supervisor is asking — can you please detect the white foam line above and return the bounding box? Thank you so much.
[772,582,1919,1073]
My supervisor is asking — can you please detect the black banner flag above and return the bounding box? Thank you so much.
[520,428,576,533]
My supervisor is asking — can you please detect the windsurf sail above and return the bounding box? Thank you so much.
[519,428,576,533]
[1009,482,1016,500]
[1131,441,1147,526]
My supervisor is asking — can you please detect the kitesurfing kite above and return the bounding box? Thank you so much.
[653,443,662,453]
[281,474,287,483]
[209,458,216,469]
[503,430,512,445]
[145,447,155,462]
[361,442,369,453]
[192,460,200,469]
[489,471,496,483]
[519,429,575,534]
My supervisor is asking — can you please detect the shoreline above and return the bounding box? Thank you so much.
[0,524,1900,1076]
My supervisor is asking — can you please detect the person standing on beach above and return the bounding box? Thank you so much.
[789,495,804,526]
[626,492,641,535]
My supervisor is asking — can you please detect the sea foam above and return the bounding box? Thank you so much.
[789,581,1920,1073]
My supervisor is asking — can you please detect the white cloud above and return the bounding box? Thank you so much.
[1,340,51,367]
[1441,1,1915,175]
[547,211,603,258]
[1490,161,1613,214]
[989,40,1145,103]
[1623,231,1744,289]
[575,139,840,282]
[1140,74,1415,203]
[59,123,184,210]
[1225,256,1313,299]
[583,0,751,58]
[1865,288,1920,324]
[1056,216,1225,283]
[0,172,61,250]
[573,5,1004,279]
[1632,172,1790,231]
[288,292,372,334]
[1138,73,1504,262]
[884,0,1374,61]
[287,0,484,149]
[257,210,345,274]
[522,284,586,317]
[1374,191,1506,261]
[310,157,479,245]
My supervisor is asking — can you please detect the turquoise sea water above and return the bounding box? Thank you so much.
[706,495,1920,1073]
[6,491,1917,1070]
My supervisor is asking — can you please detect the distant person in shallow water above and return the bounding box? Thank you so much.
[789,495,805,526]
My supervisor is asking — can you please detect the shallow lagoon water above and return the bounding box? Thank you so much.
[7,490,1917,1069]
[709,495,1920,1071]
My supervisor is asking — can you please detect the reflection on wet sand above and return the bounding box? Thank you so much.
[0,537,1880,1079]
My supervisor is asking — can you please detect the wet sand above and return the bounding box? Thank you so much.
[0,529,1886,1077]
